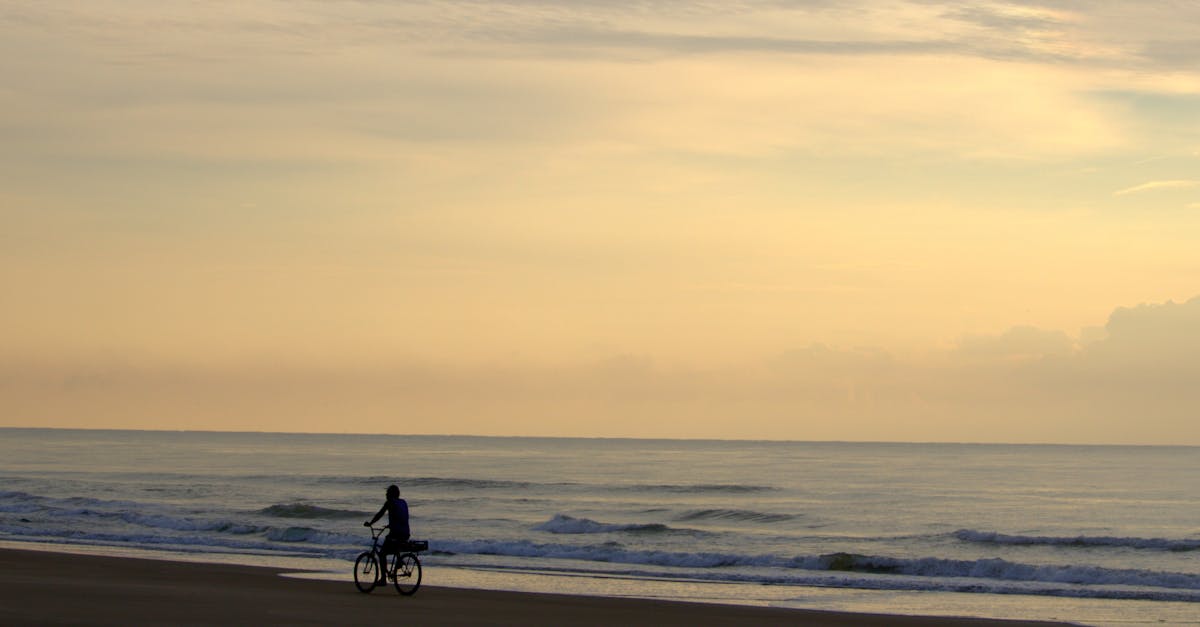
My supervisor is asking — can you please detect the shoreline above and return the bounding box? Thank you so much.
[0,547,1074,626]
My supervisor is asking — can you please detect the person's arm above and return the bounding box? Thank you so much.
[364,503,388,527]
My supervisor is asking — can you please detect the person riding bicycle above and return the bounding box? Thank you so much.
[364,484,410,584]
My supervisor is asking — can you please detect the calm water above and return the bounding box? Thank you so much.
[1,429,1198,625]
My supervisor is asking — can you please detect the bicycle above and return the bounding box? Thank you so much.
[353,525,426,595]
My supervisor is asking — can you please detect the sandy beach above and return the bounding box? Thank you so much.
[0,548,1075,626]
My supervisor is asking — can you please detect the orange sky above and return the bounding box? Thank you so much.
[3,2,1199,443]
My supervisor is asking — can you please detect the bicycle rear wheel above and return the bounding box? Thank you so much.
[392,553,422,595]
[354,551,379,593]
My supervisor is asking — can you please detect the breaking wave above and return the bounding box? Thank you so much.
[258,503,365,519]
[533,514,688,535]
[264,526,359,544]
[674,508,795,524]
[434,540,1200,600]
[955,529,1200,552]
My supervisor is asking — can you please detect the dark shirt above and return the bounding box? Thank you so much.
[378,497,409,540]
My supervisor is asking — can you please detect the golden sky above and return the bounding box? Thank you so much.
[3,1,1199,443]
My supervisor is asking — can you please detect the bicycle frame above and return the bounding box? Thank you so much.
[366,525,391,573]
[367,525,387,554]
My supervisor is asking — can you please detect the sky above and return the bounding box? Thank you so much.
[2,1,1199,444]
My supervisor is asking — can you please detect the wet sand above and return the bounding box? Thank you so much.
[0,548,1074,626]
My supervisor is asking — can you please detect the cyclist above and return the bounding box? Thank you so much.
[364,484,410,584]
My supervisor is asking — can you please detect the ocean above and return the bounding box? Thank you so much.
[1,428,1197,625]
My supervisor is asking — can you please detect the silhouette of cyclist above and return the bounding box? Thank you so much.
[364,484,410,584]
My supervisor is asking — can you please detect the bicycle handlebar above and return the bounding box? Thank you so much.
[363,524,390,542]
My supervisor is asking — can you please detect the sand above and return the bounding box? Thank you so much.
[0,548,1074,626]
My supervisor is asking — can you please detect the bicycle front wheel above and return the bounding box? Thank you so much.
[393,553,422,595]
[354,552,379,593]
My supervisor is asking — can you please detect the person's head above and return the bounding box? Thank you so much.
[386,484,400,499]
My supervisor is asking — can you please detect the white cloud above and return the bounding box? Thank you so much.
[1113,180,1199,196]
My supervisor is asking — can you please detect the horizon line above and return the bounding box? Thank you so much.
[2,425,1194,449]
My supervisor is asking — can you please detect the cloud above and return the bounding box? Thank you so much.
[8,296,1200,444]
[504,26,959,58]
[0,0,1156,167]
[976,297,1200,440]
[3,4,1200,444]
[944,5,1067,33]
[955,325,1075,360]
[1113,180,1199,196]
[6,1,1187,69]
[1086,296,1200,361]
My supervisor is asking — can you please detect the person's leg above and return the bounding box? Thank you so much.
[379,538,395,583]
